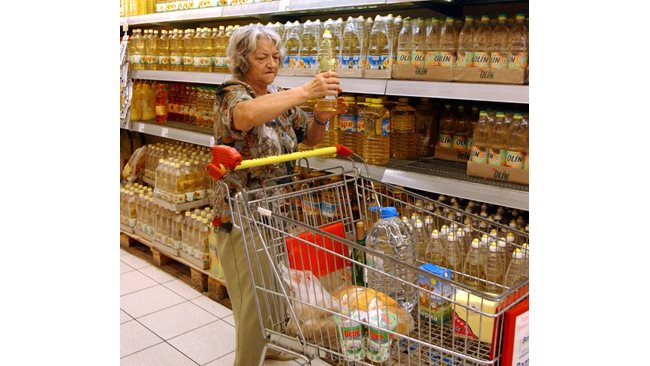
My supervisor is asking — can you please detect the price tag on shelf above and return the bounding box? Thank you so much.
[161,127,169,138]
[209,136,215,146]
[138,124,145,133]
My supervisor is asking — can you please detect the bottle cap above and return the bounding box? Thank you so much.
[457,228,464,237]
[471,238,480,248]
[415,219,423,228]
[323,30,332,39]
[489,242,498,252]
[507,233,515,242]
[481,234,489,243]
[447,232,455,241]
[513,248,523,258]
[498,239,506,248]
[431,230,439,239]
[490,229,498,236]
[480,111,487,116]
[370,206,398,219]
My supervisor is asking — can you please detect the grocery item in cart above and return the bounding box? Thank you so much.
[484,242,505,293]
[334,311,365,361]
[366,308,397,363]
[452,289,499,344]
[504,248,527,287]
[332,286,414,336]
[285,221,349,278]
[366,206,417,311]
[417,263,453,324]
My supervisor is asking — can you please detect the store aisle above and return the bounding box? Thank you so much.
[120,248,331,366]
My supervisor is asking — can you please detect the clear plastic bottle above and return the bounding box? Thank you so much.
[484,242,505,293]
[425,229,444,266]
[342,16,363,70]
[337,96,358,152]
[488,111,508,166]
[131,29,145,70]
[193,160,206,200]
[471,16,491,68]
[411,17,427,68]
[463,238,485,290]
[414,218,428,261]
[442,231,463,278]
[169,29,183,71]
[508,14,528,70]
[182,29,195,72]
[367,15,390,70]
[490,14,510,69]
[155,83,168,124]
[283,21,301,70]
[471,110,490,164]
[505,113,526,169]
[316,30,337,111]
[130,81,143,121]
[437,104,455,149]
[504,249,527,287]
[197,28,212,72]
[456,15,475,67]
[141,81,156,122]
[362,98,391,165]
[425,17,441,66]
[390,97,417,159]
[157,29,170,71]
[181,211,192,254]
[366,206,417,311]
[396,17,413,66]
[300,20,317,70]
[414,97,435,157]
[438,17,457,67]
[452,105,471,153]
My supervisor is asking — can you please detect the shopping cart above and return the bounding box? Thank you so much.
[207,145,529,366]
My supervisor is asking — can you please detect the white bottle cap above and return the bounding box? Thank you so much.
[507,233,515,242]
[431,230,439,239]
[415,219,423,228]
[513,248,523,259]
[497,239,506,248]
[447,232,455,241]
[489,242,498,252]
[481,234,489,243]
[471,238,480,248]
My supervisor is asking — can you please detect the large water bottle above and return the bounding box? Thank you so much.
[365,206,417,311]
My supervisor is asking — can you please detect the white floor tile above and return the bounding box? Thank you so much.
[163,279,204,300]
[121,285,186,318]
[121,249,129,256]
[120,320,163,358]
[121,253,153,270]
[168,321,236,365]
[221,314,234,327]
[121,271,158,296]
[121,310,133,324]
[139,265,177,284]
[120,342,197,366]
[138,302,219,340]
[121,261,135,274]
[203,351,235,366]
[191,296,233,319]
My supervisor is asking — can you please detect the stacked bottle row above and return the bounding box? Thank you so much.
[131,80,217,129]
[128,26,236,72]
[121,0,271,16]
[145,143,213,204]
[469,109,529,170]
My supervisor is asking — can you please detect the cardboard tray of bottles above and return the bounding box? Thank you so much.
[153,197,210,212]
[152,240,180,257]
[466,161,529,185]
[391,64,454,81]
[121,223,134,234]
[180,251,210,270]
[452,67,528,85]
[434,146,470,163]
[134,228,154,243]
[363,69,392,79]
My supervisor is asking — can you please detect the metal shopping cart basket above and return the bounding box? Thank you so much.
[207,145,529,366]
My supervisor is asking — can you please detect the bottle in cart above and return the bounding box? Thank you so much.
[425,229,444,266]
[366,206,417,311]
[484,242,505,293]
[463,238,485,290]
[362,98,391,165]
[442,231,463,278]
[351,221,366,286]
[504,248,527,287]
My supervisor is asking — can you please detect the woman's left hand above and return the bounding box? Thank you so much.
[314,97,349,124]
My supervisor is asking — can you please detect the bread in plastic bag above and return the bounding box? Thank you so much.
[331,285,415,336]
[122,145,148,184]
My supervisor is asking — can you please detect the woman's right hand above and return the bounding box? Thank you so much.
[301,71,342,100]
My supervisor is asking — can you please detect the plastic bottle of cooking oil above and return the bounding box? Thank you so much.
[182,29,195,72]
[505,113,526,169]
[337,96,358,152]
[390,97,417,159]
[442,231,463,279]
[437,104,455,149]
[283,21,301,70]
[324,18,342,68]
[300,20,318,70]
[197,28,212,72]
[181,211,192,254]
[193,160,206,200]
[425,17,441,67]
[490,14,510,69]
[472,16,491,68]
[362,98,390,165]
[456,15,475,67]
[411,17,427,68]
[484,242,505,293]
[157,29,170,70]
[414,218,428,261]
[414,97,435,157]
[316,30,337,111]
[488,111,508,166]
[504,248,527,287]
[471,110,490,164]
[367,15,390,70]
[131,81,143,121]
[141,81,156,121]
[168,29,181,71]
[396,17,412,65]
[463,238,485,290]
[508,14,528,70]
[438,17,457,67]
[214,26,226,72]
[452,105,471,153]
[425,229,444,266]
[131,29,144,70]
[342,16,363,70]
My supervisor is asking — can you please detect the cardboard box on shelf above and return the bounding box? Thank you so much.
[466,161,529,185]
[363,69,392,79]
[453,67,527,85]
[434,146,470,163]
[391,64,454,81]
[336,67,364,78]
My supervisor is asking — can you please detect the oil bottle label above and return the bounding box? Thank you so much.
[338,114,357,132]
[155,105,167,116]
[505,150,525,169]
[471,51,490,68]
[300,56,318,69]
[490,52,508,69]
[128,218,136,227]
[467,137,474,150]
[172,193,186,204]
[436,52,456,67]
[341,55,361,69]
[199,57,211,68]
[368,55,390,70]
[185,191,195,202]
[397,50,412,65]
[283,55,300,69]
[182,56,195,66]
[456,50,473,67]
[425,51,440,67]
[356,117,365,133]
[523,154,529,171]
[131,55,143,65]
[452,135,468,151]
[170,55,182,66]
[381,117,390,136]
[194,189,206,200]
[508,51,528,69]
[488,148,506,166]
[412,50,427,67]
[438,133,453,148]
[159,56,170,65]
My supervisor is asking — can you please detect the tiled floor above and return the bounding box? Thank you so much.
[120,248,331,366]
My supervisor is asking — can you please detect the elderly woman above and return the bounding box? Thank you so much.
[212,25,347,365]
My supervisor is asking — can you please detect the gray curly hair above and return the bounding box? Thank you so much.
[226,25,283,80]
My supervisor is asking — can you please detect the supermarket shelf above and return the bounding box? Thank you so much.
[123,6,223,25]
[131,70,228,84]
[300,156,387,182]
[287,0,383,11]
[385,80,529,104]
[129,121,214,147]
[132,71,527,103]
[221,0,287,17]
[304,157,528,210]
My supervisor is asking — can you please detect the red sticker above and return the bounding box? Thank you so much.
[452,311,478,340]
